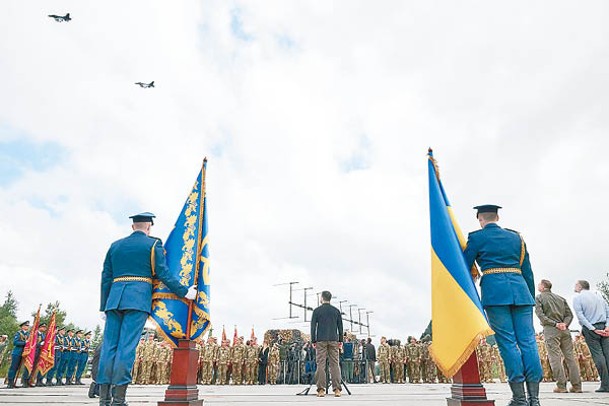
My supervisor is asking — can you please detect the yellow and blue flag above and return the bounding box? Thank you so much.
[150,159,211,346]
[427,149,493,377]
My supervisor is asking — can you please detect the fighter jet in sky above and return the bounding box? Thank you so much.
[135,81,155,88]
[48,13,71,22]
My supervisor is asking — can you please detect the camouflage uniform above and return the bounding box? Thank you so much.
[420,342,436,383]
[491,344,507,383]
[202,339,217,385]
[132,339,145,384]
[268,343,280,385]
[575,335,599,381]
[154,343,167,384]
[231,338,246,385]
[216,341,231,385]
[141,337,157,384]
[245,341,259,385]
[406,339,421,383]
[476,341,493,383]
[536,335,553,382]
[196,340,204,384]
[392,343,405,383]
[377,339,391,384]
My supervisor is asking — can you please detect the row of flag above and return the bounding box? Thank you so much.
[16,305,59,386]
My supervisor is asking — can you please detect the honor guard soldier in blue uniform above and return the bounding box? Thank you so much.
[98,212,197,406]
[75,331,91,385]
[464,205,542,406]
[32,323,48,386]
[6,321,30,388]
[74,330,85,385]
[58,328,74,385]
[65,329,81,384]
[46,326,66,385]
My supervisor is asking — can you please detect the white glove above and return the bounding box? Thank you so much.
[100,312,106,321]
[185,285,198,300]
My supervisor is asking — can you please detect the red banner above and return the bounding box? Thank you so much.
[34,310,57,376]
[22,305,41,374]
[232,326,238,346]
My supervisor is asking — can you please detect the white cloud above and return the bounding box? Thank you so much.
[1,0,609,344]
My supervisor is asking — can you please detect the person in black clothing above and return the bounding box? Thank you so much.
[310,290,343,397]
[365,337,377,383]
[258,342,270,385]
[303,341,316,384]
[88,339,103,398]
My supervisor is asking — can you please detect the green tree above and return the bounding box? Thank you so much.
[597,272,609,303]
[0,291,19,337]
[92,324,102,349]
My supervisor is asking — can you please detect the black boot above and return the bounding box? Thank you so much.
[88,381,98,398]
[526,381,541,406]
[111,384,128,406]
[508,381,528,406]
[99,384,112,406]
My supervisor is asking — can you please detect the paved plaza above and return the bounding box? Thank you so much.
[1,381,609,405]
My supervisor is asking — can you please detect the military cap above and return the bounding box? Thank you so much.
[39,323,47,327]
[67,328,74,333]
[58,326,66,331]
[75,330,83,334]
[473,204,502,216]
[85,331,92,336]
[129,211,156,225]
[20,321,30,327]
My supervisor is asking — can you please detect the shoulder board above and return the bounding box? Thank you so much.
[149,236,163,244]
[468,229,483,236]
[504,228,521,235]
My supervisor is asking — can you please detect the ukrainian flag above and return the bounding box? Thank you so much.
[150,159,211,346]
[428,149,493,377]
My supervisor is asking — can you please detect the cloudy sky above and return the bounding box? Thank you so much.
[1,1,609,343]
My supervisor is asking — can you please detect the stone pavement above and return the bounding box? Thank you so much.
[1,380,608,405]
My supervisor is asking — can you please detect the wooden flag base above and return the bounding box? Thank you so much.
[446,352,495,406]
[158,339,203,406]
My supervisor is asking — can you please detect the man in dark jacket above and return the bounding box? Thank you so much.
[310,290,343,397]
[365,337,377,383]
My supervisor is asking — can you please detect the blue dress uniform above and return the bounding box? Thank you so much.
[46,328,65,385]
[57,329,73,384]
[464,205,542,406]
[7,322,29,388]
[98,212,190,405]
[75,332,90,384]
[65,331,80,384]
[33,326,47,385]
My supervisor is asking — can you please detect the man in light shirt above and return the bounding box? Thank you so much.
[573,279,609,392]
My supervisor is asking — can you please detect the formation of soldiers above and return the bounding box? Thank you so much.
[536,333,600,383]
[122,329,603,386]
[3,323,94,388]
[131,334,174,385]
[362,336,452,384]
[129,329,308,386]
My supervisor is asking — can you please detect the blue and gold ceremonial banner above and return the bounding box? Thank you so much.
[427,149,493,377]
[150,159,211,346]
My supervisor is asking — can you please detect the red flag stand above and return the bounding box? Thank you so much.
[158,340,203,406]
[447,352,495,406]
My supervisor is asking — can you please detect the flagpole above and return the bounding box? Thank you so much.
[186,157,207,340]
[159,160,206,406]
